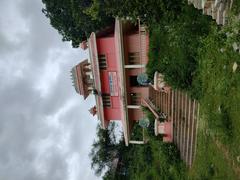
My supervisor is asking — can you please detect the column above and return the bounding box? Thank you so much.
[129,140,145,144]
[127,105,141,109]
[124,64,146,69]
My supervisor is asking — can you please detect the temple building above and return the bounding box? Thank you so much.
[71,18,150,146]
[71,18,199,166]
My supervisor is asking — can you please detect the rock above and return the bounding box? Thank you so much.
[220,48,225,52]
[232,62,238,72]
[232,42,239,51]
[237,156,240,163]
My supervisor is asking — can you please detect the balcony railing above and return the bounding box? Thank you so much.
[138,19,148,73]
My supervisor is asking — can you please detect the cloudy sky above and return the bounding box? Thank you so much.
[0,0,100,179]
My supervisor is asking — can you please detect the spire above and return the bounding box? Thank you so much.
[89,106,97,116]
[80,40,88,50]
[70,67,79,93]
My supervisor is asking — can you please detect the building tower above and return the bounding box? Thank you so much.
[70,59,93,99]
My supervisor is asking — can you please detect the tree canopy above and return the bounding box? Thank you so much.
[89,122,120,176]
[41,0,114,47]
[42,0,184,47]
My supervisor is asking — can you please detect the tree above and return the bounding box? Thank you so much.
[41,0,114,47]
[89,122,119,176]
[96,0,184,25]
[42,0,184,47]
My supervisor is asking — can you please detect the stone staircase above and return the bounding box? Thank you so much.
[171,90,199,167]
[188,0,232,25]
[142,98,167,120]
[149,86,200,167]
[149,86,172,119]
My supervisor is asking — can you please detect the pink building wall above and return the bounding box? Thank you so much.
[96,29,149,124]
[97,37,121,121]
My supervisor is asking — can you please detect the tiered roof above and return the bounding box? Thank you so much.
[70,60,90,99]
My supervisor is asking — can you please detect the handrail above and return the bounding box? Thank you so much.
[142,98,160,119]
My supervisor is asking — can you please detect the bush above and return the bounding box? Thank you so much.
[147,4,212,94]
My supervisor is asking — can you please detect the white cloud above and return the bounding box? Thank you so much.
[0,0,30,44]
[34,58,61,98]
[0,0,99,180]
[67,153,81,180]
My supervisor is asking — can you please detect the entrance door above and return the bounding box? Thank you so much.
[129,76,139,87]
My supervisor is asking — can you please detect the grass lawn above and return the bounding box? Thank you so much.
[188,118,239,179]
[146,3,240,179]
[190,16,240,178]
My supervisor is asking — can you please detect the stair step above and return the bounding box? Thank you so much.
[148,87,199,167]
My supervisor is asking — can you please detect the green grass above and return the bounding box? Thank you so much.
[194,17,240,174]
[146,6,240,179]
[189,120,239,179]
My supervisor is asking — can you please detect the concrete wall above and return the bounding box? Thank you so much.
[97,37,121,121]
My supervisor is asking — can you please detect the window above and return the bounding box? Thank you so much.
[129,93,141,105]
[128,52,140,65]
[102,94,111,107]
[98,54,107,70]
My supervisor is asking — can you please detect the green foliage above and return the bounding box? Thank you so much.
[141,106,157,137]
[194,17,240,148]
[147,4,212,92]
[42,0,114,47]
[42,0,185,47]
[126,139,186,180]
[130,122,143,141]
[112,109,186,180]
[83,0,100,21]
[89,122,119,176]
[101,107,186,179]
[189,127,239,179]
[146,5,240,179]
[232,0,240,15]
[103,0,184,25]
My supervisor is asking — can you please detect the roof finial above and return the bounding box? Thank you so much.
[89,106,97,116]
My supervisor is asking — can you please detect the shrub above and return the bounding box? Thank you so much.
[147,4,212,93]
